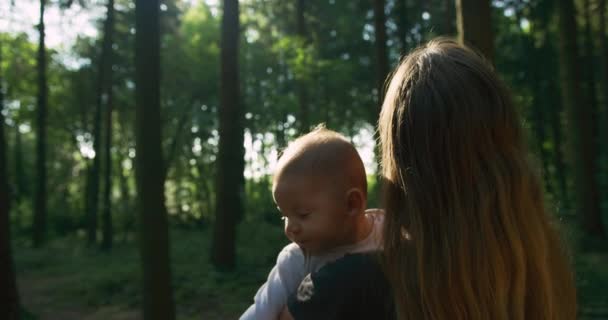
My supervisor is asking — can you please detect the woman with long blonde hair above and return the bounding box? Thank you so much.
[281,38,576,320]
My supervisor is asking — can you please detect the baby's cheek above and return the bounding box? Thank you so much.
[283,220,292,240]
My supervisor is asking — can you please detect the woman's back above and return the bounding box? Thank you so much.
[378,38,576,320]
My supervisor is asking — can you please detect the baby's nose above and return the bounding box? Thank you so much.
[284,218,301,238]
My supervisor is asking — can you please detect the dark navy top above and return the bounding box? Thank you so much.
[287,252,395,320]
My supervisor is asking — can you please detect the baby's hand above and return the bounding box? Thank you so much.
[278,305,294,320]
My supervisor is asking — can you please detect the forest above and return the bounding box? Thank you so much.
[0,0,607,319]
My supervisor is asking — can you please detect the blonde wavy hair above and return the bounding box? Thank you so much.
[378,38,576,320]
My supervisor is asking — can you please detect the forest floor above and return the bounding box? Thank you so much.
[14,220,287,320]
[575,251,608,319]
[13,219,608,320]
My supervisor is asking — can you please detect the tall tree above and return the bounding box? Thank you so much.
[211,0,243,270]
[455,0,494,62]
[296,0,310,134]
[443,0,455,36]
[538,36,569,205]
[0,39,21,320]
[85,20,108,245]
[598,0,608,216]
[33,0,48,247]
[549,98,569,207]
[583,0,599,127]
[135,0,176,318]
[528,40,552,195]
[394,0,409,55]
[582,0,604,234]
[87,0,116,246]
[13,126,26,231]
[101,0,116,251]
[372,0,389,189]
[557,0,605,238]
[86,74,102,246]
[530,0,570,208]
[372,0,389,115]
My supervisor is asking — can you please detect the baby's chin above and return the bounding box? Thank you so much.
[294,241,314,254]
[294,241,309,252]
[296,242,331,256]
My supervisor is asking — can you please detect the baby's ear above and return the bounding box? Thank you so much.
[345,188,366,216]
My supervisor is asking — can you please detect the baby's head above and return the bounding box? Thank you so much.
[272,125,368,255]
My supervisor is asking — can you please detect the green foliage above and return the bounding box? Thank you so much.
[1,32,39,115]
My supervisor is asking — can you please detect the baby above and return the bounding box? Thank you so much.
[240,125,384,320]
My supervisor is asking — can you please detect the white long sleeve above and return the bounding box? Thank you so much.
[240,244,306,320]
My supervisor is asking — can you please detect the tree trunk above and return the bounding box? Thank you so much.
[549,97,569,207]
[455,0,494,62]
[529,41,552,196]
[115,140,137,242]
[135,0,176,318]
[101,92,113,250]
[211,0,243,270]
[13,127,24,201]
[86,128,100,246]
[101,0,116,251]
[118,151,132,243]
[582,0,604,235]
[170,161,182,219]
[13,125,25,231]
[87,0,115,247]
[583,0,599,125]
[597,0,608,223]
[0,37,21,320]
[518,7,553,197]
[542,42,569,208]
[84,162,95,235]
[162,105,192,182]
[296,0,309,134]
[443,0,455,36]
[372,0,389,116]
[195,159,214,221]
[557,0,605,237]
[117,112,134,243]
[395,0,408,55]
[372,0,389,186]
[33,0,48,248]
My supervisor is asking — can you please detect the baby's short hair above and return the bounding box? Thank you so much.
[274,124,368,197]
